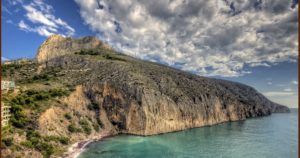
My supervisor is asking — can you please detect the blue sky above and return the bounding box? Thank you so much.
[1,0,298,108]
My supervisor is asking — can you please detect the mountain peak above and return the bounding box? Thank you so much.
[36,35,112,63]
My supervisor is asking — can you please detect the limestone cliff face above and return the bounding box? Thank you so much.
[38,85,116,143]
[36,35,290,136]
[36,35,112,63]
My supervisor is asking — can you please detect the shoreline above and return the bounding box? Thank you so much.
[63,131,111,158]
[62,112,291,158]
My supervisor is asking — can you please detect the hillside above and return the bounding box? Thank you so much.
[1,35,289,158]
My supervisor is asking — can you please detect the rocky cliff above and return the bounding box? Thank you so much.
[36,35,112,63]
[36,35,289,135]
[1,35,289,158]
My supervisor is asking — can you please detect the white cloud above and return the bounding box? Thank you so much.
[267,81,272,85]
[18,20,54,37]
[283,88,292,92]
[263,91,294,97]
[292,80,298,85]
[12,0,75,37]
[75,0,298,77]
[18,20,30,30]
[1,57,10,61]
[23,5,57,28]
[249,62,271,67]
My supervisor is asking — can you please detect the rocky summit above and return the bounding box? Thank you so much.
[2,35,289,158]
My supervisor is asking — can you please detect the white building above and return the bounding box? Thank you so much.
[1,81,15,91]
[1,103,11,127]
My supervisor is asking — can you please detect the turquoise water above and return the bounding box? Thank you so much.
[78,110,298,158]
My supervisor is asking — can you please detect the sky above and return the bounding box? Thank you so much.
[1,0,298,108]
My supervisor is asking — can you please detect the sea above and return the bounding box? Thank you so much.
[78,109,298,158]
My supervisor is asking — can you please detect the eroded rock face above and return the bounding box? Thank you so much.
[79,81,288,136]
[36,35,112,63]
[36,35,290,136]
[38,85,117,142]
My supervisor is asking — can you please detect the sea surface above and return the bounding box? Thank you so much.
[78,109,298,158]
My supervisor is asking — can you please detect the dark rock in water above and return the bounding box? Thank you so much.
[36,35,290,136]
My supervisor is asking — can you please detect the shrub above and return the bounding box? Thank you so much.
[49,89,68,97]
[10,104,28,128]
[64,113,72,120]
[32,74,50,81]
[25,97,34,105]
[87,103,99,111]
[93,123,100,132]
[2,137,13,147]
[82,125,92,135]
[11,117,28,128]
[37,142,54,158]
[20,141,34,148]
[75,50,99,55]
[68,124,81,133]
[97,119,104,128]
[44,136,70,145]
[26,130,40,137]
[102,54,125,61]
[34,93,50,101]
[79,119,92,135]
[58,137,70,145]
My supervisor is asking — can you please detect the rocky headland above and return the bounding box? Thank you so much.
[1,35,289,158]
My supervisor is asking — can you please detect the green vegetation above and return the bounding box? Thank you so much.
[75,49,126,62]
[8,88,71,129]
[7,65,63,85]
[44,135,70,145]
[64,113,72,120]
[67,123,81,133]
[87,102,99,111]
[37,142,55,158]
[2,61,37,81]
[10,109,29,128]
[75,50,99,55]
[18,130,70,158]
[0,87,75,157]
[79,119,92,135]
[1,54,109,158]
[93,123,100,132]
[24,130,54,158]
[20,140,34,148]
[2,63,23,78]
[2,137,13,147]
[32,74,50,82]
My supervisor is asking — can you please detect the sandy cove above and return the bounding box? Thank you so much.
[63,131,111,158]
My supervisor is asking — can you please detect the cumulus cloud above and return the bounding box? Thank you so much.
[75,0,297,77]
[291,80,298,85]
[283,88,292,92]
[18,20,54,37]
[8,0,75,37]
[263,91,294,97]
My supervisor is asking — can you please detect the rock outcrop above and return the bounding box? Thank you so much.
[36,34,112,63]
[34,35,290,136]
